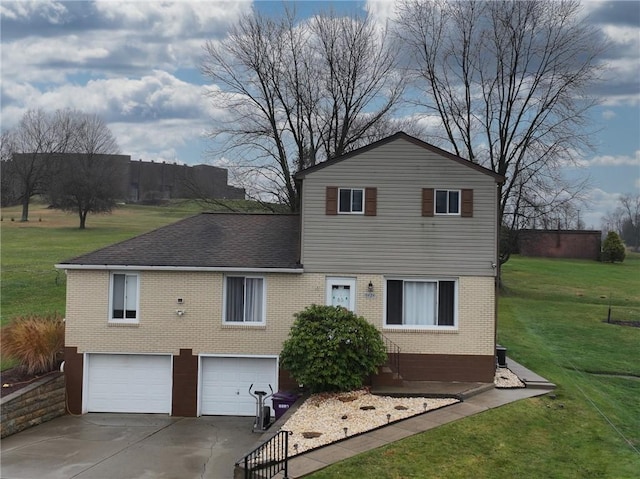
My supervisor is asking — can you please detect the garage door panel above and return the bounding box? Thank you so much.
[200,357,277,416]
[87,354,172,414]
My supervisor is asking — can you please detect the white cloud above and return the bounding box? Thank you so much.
[0,0,67,22]
[583,187,622,229]
[588,151,640,167]
[93,1,251,37]
[601,109,616,120]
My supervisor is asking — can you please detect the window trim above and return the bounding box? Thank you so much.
[434,189,461,216]
[223,275,267,325]
[338,188,365,214]
[109,272,140,324]
[383,277,458,330]
[326,277,357,312]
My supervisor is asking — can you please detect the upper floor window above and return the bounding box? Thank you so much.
[385,278,456,328]
[423,188,473,217]
[110,272,139,322]
[326,186,377,216]
[435,189,460,215]
[225,276,265,324]
[339,188,364,214]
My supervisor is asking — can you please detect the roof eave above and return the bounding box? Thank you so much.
[55,264,305,274]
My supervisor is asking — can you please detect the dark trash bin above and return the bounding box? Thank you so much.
[496,345,507,368]
[272,392,298,420]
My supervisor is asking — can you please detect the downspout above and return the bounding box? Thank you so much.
[494,179,504,368]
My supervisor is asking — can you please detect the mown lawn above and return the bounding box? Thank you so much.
[308,255,640,478]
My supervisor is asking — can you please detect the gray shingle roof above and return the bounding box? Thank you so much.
[59,213,301,269]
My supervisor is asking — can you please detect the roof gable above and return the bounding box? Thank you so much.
[295,131,504,182]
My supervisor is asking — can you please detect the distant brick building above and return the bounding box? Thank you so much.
[2,154,245,205]
[127,160,245,203]
[518,229,601,260]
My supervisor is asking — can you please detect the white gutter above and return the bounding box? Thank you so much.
[54,264,304,274]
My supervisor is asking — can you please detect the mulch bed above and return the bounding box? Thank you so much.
[1,367,58,398]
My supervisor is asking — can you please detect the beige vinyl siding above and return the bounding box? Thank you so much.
[301,138,498,276]
[65,270,493,357]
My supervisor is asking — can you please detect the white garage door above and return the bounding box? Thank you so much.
[86,354,172,413]
[200,357,278,416]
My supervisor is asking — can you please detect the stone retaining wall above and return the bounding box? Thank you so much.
[1,372,66,438]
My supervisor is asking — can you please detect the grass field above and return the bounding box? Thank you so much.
[2,202,639,476]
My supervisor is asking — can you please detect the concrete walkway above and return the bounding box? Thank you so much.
[272,358,555,478]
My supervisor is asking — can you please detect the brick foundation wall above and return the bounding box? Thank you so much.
[0,372,66,438]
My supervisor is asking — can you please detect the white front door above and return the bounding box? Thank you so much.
[326,277,356,311]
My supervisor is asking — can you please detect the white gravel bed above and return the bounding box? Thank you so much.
[279,389,459,456]
[494,367,526,388]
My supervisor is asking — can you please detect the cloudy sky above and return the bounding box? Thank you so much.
[1,0,638,227]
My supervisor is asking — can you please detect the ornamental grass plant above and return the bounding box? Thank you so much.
[1,313,65,375]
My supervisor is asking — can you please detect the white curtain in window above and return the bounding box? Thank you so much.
[245,278,263,322]
[404,282,436,325]
[124,274,137,317]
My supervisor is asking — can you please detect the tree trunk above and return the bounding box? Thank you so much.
[20,196,30,222]
[78,208,87,229]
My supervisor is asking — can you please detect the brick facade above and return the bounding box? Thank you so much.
[64,271,495,358]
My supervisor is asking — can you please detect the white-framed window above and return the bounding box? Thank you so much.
[385,278,457,328]
[109,272,140,323]
[224,276,266,324]
[435,189,460,215]
[338,188,364,214]
[326,277,356,312]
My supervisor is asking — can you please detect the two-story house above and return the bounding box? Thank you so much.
[56,132,503,417]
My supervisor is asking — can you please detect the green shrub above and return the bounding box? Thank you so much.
[601,231,626,263]
[1,314,65,375]
[280,305,387,393]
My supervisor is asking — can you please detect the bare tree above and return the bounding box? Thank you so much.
[202,8,405,211]
[605,193,640,251]
[395,0,605,263]
[48,112,123,229]
[619,193,640,251]
[1,109,72,221]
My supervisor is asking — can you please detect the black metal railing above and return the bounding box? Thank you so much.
[237,430,291,479]
[381,334,401,377]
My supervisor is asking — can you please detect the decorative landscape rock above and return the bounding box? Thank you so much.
[302,431,323,439]
[281,389,459,456]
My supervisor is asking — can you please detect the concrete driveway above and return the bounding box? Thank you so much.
[0,414,259,479]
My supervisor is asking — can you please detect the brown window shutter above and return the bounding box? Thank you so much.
[422,188,434,217]
[364,187,377,216]
[326,186,338,215]
[461,189,473,217]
